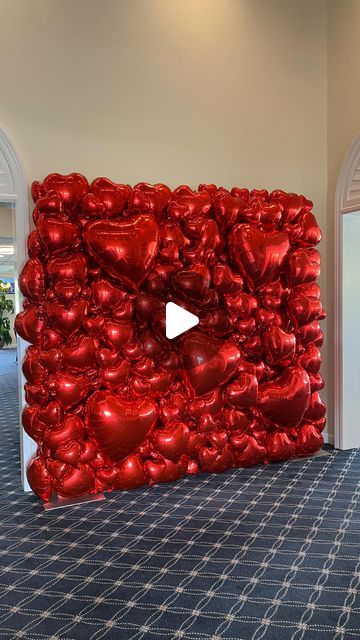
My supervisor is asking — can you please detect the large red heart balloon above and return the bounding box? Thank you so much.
[257,366,311,428]
[84,214,159,289]
[85,391,158,463]
[182,331,241,397]
[228,224,290,291]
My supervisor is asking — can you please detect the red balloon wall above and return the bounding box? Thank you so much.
[16,175,326,503]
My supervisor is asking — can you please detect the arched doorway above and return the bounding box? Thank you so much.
[335,133,360,450]
[0,128,34,490]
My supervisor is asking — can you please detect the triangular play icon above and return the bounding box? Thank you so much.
[165,302,199,339]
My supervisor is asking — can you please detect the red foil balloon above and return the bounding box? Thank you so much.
[85,391,158,463]
[19,176,326,502]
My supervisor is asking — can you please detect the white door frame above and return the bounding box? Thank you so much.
[0,127,35,490]
[334,133,360,449]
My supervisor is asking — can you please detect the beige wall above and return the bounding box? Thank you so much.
[0,0,330,421]
[327,0,360,435]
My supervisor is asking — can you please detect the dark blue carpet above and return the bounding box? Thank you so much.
[0,348,360,640]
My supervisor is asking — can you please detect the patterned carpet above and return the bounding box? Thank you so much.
[0,349,360,640]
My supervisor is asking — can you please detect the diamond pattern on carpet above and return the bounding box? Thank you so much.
[0,348,359,639]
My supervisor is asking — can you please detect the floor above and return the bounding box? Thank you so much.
[0,349,360,640]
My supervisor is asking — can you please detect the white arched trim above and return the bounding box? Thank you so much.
[334,133,360,449]
[0,127,35,490]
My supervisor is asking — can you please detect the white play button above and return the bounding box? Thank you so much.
[165,302,199,339]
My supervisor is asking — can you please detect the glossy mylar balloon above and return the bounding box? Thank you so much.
[19,175,326,502]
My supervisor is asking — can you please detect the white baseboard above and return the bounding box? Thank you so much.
[322,430,334,446]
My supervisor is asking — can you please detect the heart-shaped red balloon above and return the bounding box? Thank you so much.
[229,224,290,291]
[153,422,190,462]
[287,292,323,328]
[102,320,133,350]
[101,360,130,389]
[115,455,147,490]
[19,259,46,301]
[222,408,250,433]
[130,182,171,217]
[257,366,311,428]
[37,401,62,427]
[22,404,45,443]
[47,253,87,284]
[15,306,46,345]
[55,441,82,466]
[233,436,266,467]
[146,455,188,484]
[296,422,323,455]
[38,348,62,371]
[27,230,43,258]
[182,331,241,397]
[48,372,90,409]
[169,186,212,220]
[85,391,158,463]
[267,432,296,462]
[213,264,243,294]
[53,280,82,304]
[297,343,321,375]
[62,335,97,372]
[200,443,234,473]
[90,177,131,217]
[27,458,53,502]
[42,173,89,211]
[36,190,64,215]
[172,264,211,302]
[224,372,258,408]
[188,389,222,420]
[56,463,94,497]
[22,347,47,385]
[286,248,321,287]
[43,415,84,450]
[263,326,296,366]
[84,214,159,289]
[297,212,322,247]
[209,430,228,451]
[45,299,88,336]
[91,278,126,312]
[37,214,80,256]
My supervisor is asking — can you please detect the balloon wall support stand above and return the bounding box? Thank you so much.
[43,492,106,511]
[290,448,331,463]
